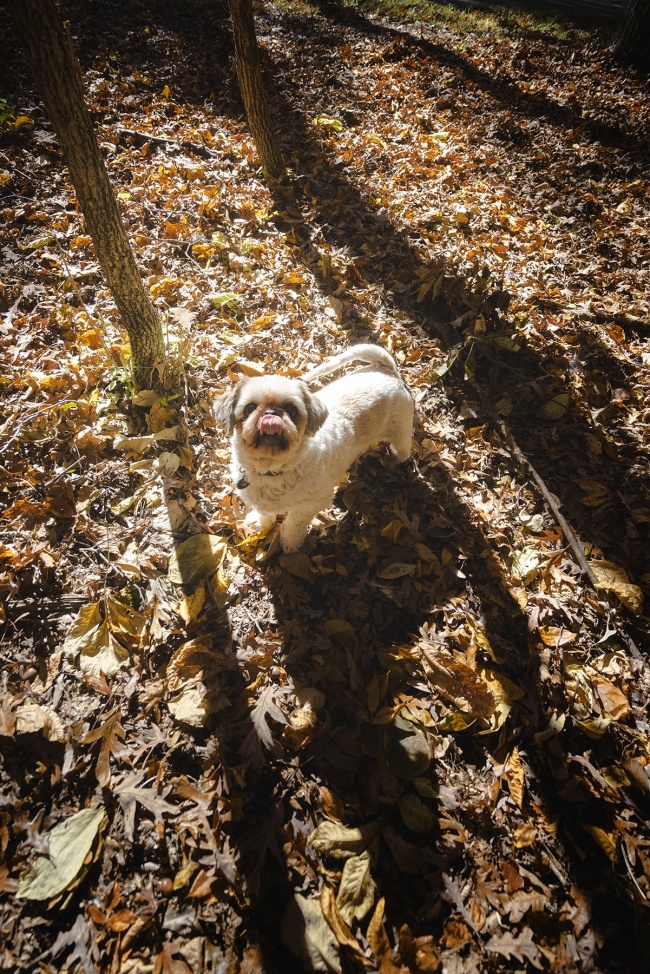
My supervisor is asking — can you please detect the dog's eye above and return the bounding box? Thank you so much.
[283,402,299,420]
[243,402,257,417]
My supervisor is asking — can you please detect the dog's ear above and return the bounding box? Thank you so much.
[214,383,243,435]
[301,383,328,435]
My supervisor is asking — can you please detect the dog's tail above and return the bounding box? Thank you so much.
[304,344,400,385]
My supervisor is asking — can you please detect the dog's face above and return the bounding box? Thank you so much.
[215,376,328,464]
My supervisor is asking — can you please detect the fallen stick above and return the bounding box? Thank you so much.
[466,378,598,588]
[496,415,598,588]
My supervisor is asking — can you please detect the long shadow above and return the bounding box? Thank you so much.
[253,4,650,579]
[308,0,648,157]
[207,11,650,970]
[96,2,650,965]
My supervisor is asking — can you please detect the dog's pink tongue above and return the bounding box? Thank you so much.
[259,413,284,435]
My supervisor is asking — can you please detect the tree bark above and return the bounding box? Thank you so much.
[615,0,650,73]
[229,0,284,180]
[6,0,171,391]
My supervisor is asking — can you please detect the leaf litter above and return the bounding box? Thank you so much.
[1,0,650,971]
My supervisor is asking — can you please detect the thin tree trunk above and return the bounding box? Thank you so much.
[6,0,171,391]
[229,0,284,181]
[615,0,650,73]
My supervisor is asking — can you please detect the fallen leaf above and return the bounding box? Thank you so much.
[590,560,643,615]
[17,807,106,901]
[308,821,381,860]
[281,893,342,973]
[335,852,376,924]
[167,534,228,586]
[367,897,400,974]
[14,703,65,742]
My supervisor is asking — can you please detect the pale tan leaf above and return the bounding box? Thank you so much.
[167,534,227,586]
[17,807,106,901]
[14,703,65,742]
[281,893,341,973]
[335,852,376,925]
[177,580,206,625]
[590,560,643,615]
[308,821,380,860]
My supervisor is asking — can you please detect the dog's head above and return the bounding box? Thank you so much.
[215,375,328,463]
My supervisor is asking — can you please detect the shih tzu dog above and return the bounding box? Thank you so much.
[215,344,414,552]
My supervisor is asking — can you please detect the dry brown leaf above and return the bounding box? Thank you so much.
[367,898,401,974]
[590,560,643,615]
[505,746,525,809]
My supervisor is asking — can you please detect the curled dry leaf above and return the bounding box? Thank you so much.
[14,703,65,742]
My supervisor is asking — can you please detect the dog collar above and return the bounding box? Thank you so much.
[237,467,283,490]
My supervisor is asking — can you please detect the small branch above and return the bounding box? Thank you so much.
[536,297,649,333]
[117,127,219,160]
[468,382,598,589]
[496,416,599,589]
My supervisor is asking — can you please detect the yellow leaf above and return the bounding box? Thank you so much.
[539,395,569,420]
[323,618,355,637]
[539,627,578,647]
[367,897,401,974]
[512,823,536,848]
[590,560,643,615]
[335,853,376,925]
[167,534,227,586]
[320,885,361,952]
[506,746,525,809]
[177,580,206,625]
[581,823,618,862]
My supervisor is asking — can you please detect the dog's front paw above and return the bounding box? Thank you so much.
[280,517,310,552]
[243,510,275,534]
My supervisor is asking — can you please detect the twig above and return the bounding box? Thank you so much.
[536,297,649,333]
[117,127,219,160]
[495,415,598,588]
[468,382,598,588]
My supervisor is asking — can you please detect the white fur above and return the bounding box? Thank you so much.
[217,345,414,552]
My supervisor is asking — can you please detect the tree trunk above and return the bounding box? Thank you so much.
[229,0,284,180]
[615,0,650,73]
[6,0,171,391]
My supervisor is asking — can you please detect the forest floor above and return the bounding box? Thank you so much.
[1,0,650,971]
